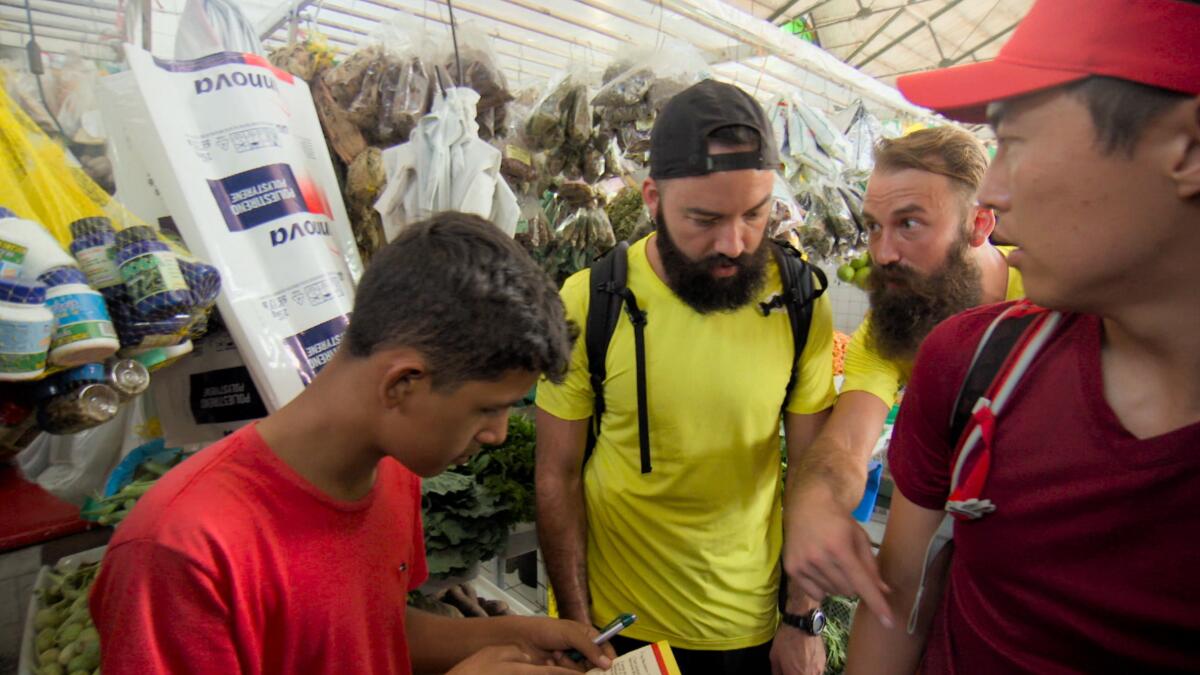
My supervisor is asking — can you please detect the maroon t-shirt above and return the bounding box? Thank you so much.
[889,303,1200,674]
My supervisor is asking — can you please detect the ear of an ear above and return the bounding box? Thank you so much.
[1170,96,1200,200]
[380,360,427,410]
[642,178,661,216]
[971,206,997,246]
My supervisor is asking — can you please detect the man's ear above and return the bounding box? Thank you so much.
[1168,94,1200,200]
[968,204,997,247]
[642,177,661,217]
[377,351,430,412]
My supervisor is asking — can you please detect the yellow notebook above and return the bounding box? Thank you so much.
[587,641,681,675]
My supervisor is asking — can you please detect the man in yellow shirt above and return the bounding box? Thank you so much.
[536,81,836,675]
[780,127,1022,625]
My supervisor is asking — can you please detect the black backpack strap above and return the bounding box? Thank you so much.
[583,241,651,473]
[764,240,828,412]
[948,308,1044,444]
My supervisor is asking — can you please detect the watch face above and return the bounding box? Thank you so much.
[810,610,827,635]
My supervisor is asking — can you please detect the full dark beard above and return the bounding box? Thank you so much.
[866,235,983,362]
[655,210,769,314]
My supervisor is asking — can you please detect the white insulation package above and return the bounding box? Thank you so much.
[113,48,363,411]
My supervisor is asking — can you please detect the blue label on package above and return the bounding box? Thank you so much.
[208,163,305,232]
[46,293,115,331]
[283,314,350,386]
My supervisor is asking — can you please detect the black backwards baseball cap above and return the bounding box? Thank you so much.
[649,79,781,180]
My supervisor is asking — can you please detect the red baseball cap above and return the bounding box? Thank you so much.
[897,0,1200,123]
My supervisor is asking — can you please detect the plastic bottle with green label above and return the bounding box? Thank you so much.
[0,207,76,279]
[114,226,194,319]
[69,217,125,301]
[0,279,54,380]
[39,266,120,368]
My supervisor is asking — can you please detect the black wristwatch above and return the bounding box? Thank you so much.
[780,608,827,636]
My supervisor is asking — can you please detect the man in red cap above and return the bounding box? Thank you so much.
[845,0,1200,673]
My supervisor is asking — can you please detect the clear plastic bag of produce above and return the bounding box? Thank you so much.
[771,94,853,184]
[323,19,433,147]
[432,24,513,141]
[591,41,708,112]
[767,174,806,238]
[267,31,338,82]
[591,42,707,163]
[843,100,885,175]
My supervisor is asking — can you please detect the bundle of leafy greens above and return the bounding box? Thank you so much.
[421,414,539,579]
[421,471,510,579]
[467,414,537,525]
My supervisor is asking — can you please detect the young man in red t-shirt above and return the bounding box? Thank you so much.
[845,0,1200,673]
[90,212,616,675]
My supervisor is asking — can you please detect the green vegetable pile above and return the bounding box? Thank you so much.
[31,560,102,675]
[81,454,184,527]
[422,471,510,579]
[467,414,538,525]
[604,187,647,243]
[422,414,539,579]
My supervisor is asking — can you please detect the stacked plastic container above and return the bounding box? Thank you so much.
[0,208,220,457]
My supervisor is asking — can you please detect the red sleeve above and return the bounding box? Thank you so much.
[888,305,1010,511]
[407,474,429,591]
[90,540,246,675]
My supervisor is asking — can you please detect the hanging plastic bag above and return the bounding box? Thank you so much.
[174,0,264,59]
[374,86,519,239]
[16,393,159,506]
[112,47,361,412]
[433,24,513,141]
[591,41,708,113]
[843,100,885,176]
[324,20,433,148]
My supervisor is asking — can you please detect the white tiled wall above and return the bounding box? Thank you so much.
[821,264,871,335]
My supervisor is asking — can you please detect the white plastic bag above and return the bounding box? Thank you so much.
[375,87,518,239]
[112,47,362,412]
[16,395,159,506]
[175,0,264,59]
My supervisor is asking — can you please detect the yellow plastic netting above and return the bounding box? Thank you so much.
[0,70,161,248]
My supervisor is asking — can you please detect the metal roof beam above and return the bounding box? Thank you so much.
[769,0,834,23]
[0,1,115,27]
[843,4,912,62]
[666,0,928,117]
[255,0,316,40]
[0,23,119,52]
[38,0,119,14]
[314,1,582,67]
[943,18,1019,66]
[350,0,620,56]
[854,0,966,68]
[0,8,107,35]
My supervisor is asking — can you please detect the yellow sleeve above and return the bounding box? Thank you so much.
[785,292,838,415]
[996,246,1026,301]
[840,314,908,407]
[534,270,595,421]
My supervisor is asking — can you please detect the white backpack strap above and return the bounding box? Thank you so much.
[907,514,953,634]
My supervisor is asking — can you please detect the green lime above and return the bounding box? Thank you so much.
[854,266,871,288]
[851,251,871,269]
[837,264,855,282]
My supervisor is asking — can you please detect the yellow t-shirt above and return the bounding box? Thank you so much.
[841,246,1025,406]
[536,236,836,650]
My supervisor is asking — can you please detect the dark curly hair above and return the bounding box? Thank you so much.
[345,212,576,388]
